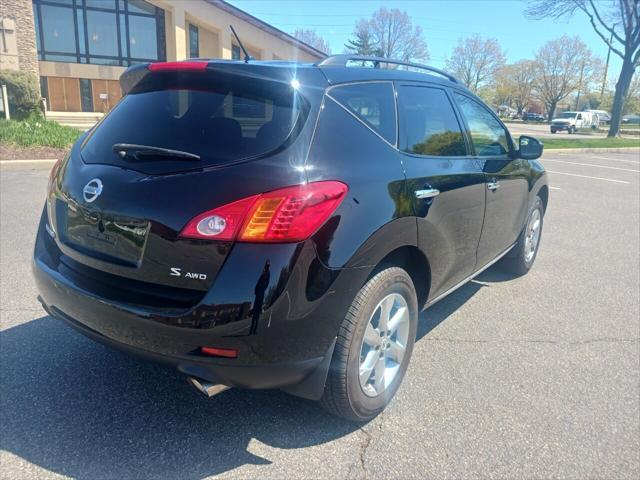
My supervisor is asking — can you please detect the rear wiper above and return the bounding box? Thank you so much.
[112,144,201,161]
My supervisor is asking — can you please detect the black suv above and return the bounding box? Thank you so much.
[34,55,547,421]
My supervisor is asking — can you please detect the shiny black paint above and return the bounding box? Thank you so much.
[34,60,548,399]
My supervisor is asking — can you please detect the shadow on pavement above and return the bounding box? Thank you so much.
[0,270,499,478]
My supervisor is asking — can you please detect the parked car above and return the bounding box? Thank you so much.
[622,114,640,124]
[550,111,598,133]
[523,112,545,122]
[33,55,548,421]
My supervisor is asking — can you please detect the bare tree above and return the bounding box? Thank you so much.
[495,60,537,115]
[445,35,506,93]
[526,0,640,137]
[533,36,593,120]
[347,8,429,61]
[292,29,331,55]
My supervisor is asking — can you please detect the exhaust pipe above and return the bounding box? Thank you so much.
[188,377,231,398]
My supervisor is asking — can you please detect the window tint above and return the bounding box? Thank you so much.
[82,78,308,174]
[328,82,396,145]
[397,86,466,156]
[454,93,509,157]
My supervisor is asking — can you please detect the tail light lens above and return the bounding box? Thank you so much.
[180,181,348,243]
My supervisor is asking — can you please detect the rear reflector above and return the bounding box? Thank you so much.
[179,181,348,243]
[148,61,208,72]
[200,346,238,358]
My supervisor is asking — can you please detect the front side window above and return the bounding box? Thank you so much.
[397,85,467,156]
[328,82,396,145]
[454,93,509,157]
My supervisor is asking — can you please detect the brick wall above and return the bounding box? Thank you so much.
[0,0,39,76]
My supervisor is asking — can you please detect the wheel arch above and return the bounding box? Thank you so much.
[537,184,549,212]
[365,245,431,310]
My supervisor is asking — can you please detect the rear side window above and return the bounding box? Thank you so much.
[82,77,307,174]
[397,85,467,156]
[327,82,396,145]
[453,92,509,157]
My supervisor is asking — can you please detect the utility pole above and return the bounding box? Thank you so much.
[600,30,614,99]
[575,61,585,110]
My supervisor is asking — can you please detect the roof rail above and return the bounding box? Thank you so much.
[316,54,459,84]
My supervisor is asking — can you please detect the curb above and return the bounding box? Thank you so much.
[0,159,58,164]
[544,147,640,154]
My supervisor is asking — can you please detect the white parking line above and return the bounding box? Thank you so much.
[589,155,640,165]
[549,186,561,190]
[546,170,630,184]
[543,158,640,173]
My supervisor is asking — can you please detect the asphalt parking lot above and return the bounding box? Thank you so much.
[1,150,639,479]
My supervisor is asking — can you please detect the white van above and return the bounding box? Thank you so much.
[550,111,598,134]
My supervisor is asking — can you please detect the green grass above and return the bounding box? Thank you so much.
[539,137,640,149]
[0,115,82,149]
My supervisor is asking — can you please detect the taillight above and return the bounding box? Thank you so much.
[200,346,238,358]
[148,61,208,72]
[179,181,348,243]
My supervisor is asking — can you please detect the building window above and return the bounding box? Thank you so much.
[32,0,166,66]
[79,78,93,112]
[189,24,199,58]
[232,44,241,60]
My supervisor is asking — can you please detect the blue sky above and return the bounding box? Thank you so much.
[227,0,622,75]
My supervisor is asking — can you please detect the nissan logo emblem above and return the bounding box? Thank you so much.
[83,178,103,203]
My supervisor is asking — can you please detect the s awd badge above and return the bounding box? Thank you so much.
[170,267,207,280]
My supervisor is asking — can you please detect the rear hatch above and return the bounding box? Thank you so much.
[48,61,326,306]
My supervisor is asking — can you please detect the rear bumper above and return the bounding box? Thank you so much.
[33,210,367,399]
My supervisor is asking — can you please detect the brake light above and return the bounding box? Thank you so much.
[179,195,258,241]
[200,346,238,358]
[179,181,348,243]
[148,61,208,72]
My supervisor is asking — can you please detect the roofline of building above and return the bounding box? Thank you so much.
[206,0,328,60]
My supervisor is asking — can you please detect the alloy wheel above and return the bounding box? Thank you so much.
[524,208,542,263]
[358,293,410,397]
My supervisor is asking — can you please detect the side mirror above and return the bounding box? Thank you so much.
[518,135,543,160]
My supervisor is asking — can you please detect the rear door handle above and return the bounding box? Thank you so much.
[487,182,500,191]
[415,188,440,199]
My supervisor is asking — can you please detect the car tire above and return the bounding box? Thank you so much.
[501,196,544,276]
[568,126,575,134]
[320,267,418,422]
[550,129,556,134]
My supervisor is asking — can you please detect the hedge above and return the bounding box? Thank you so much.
[0,70,41,120]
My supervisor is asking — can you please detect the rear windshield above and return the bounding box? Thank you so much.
[82,77,307,173]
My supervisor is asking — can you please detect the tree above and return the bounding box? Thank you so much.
[344,29,382,56]
[533,36,593,121]
[494,60,537,115]
[291,29,331,55]
[445,35,506,93]
[346,8,429,61]
[526,0,640,137]
[624,72,640,113]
